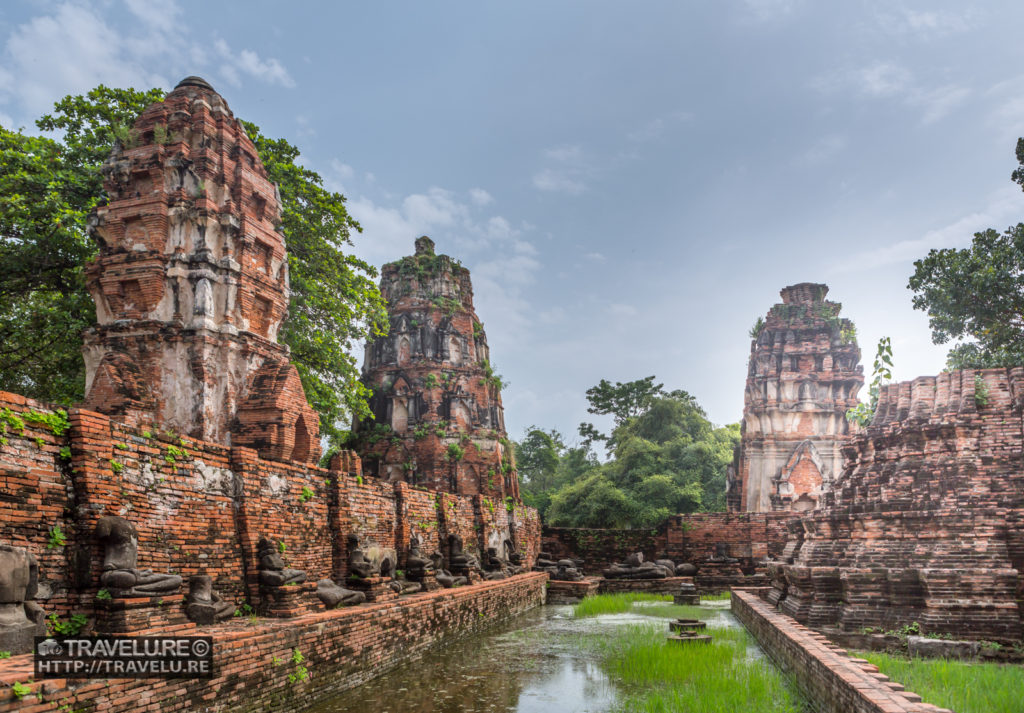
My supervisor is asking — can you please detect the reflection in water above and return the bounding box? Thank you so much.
[309,602,758,713]
[310,606,618,713]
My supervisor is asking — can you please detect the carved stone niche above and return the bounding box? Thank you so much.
[0,545,45,655]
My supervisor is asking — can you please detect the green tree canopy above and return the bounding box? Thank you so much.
[530,380,740,528]
[0,86,163,402]
[0,85,386,445]
[909,139,1024,370]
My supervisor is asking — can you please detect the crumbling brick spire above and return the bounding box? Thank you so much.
[727,283,863,512]
[83,76,319,462]
[354,237,518,500]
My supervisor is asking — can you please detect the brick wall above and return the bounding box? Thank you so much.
[543,511,795,575]
[732,589,949,713]
[771,369,1024,641]
[0,391,541,620]
[0,573,547,713]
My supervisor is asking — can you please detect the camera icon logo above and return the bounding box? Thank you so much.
[37,639,62,656]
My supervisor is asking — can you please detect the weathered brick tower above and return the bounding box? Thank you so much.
[727,283,863,512]
[354,236,518,499]
[768,369,1024,642]
[82,76,320,463]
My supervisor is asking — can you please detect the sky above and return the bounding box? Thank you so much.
[3,1,1024,443]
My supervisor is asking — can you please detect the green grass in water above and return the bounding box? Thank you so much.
[601,624,805,713]
[630,602,707,620]
[861,651,1024,713]
[700,591,732,601]
[572,593,673,617]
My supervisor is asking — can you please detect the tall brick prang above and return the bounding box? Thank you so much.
[769,368,1024,642]
[727,283,863,512]
[354,236,518,502]
[82,76,319,463]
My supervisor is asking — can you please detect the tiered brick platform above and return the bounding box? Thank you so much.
[0,573,545,713]
[769,368,1024,642]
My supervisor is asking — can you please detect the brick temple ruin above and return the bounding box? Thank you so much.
[0,78,543,712]
[727,283,864,512]
[82,76,320,462]
[353,236,519,501]
[767,368,1024,643]
[2,75,1023,713]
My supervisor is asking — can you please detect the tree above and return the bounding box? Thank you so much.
[544,379,740,528]
[515,426,598,514]
[577,375,666,447]
[0,86,163,402]
[546,472,637,529]
[909,139,1024,370]
[909,225,1024,368]
[241,122,387,442]
[0,86,387,445]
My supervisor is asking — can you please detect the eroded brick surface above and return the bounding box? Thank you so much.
[769,369,1024,641]
[82,76,318,464]
[543,511,795,590]
[727,283,863,512]
[354,237,518,503]
[0,574,546,713]
[0,391,541,629]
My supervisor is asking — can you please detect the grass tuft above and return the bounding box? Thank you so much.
[572,593,672,618]
[600,624,804,713]
[861,651,1024,713]
[700,591,732,601]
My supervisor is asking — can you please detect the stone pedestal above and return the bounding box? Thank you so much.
[258,583,317,618]
[95,594,195,633]
[546,577,601,605]
[0,605,42,655]
[416,574,440,592]
[347,576,398,603]
[673,581,700,605]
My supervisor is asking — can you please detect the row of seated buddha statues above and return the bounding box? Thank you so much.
[0,513,535,653]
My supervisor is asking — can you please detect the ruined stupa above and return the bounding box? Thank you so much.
[727,283,863,512]
[353,237,518,499]
[82,76,319,462]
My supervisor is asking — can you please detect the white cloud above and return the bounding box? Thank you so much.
[469,188,493,206]
[533,145,592,194]
[609,303,638,317]
[909,85,971,124]
[812,62,968,125]
[876,7,976,39]
[0,1,296,125]
[626,111,693,143]
[214,38,295,88]
[544,144,583,162]
[857,62,912,97]
[834,186,1024,274]
[532,168,587,195]
[584,252,607,262]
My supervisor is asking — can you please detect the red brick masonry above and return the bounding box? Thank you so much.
[731,589,951,713]
[0,391,540,623]
[0,573,546,712]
